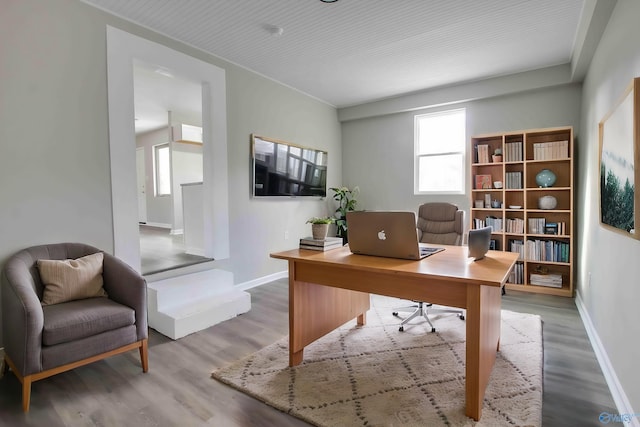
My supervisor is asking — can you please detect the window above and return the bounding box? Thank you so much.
[414,108,466,194]
[154,143,171,196]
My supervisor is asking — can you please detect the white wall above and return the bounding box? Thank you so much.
[578,0,640,415]
[0,0,341,346]
[136,129,172,226]
[171,141,204,233]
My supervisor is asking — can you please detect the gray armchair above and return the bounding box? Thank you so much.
[1,243,148,411]
[392,203,465,332]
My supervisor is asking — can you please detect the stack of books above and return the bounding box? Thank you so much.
[299,236,343,251]
[530,273,563,288]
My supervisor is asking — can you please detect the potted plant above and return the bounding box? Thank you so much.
[330,186,359,244]
[492,148,503,163]
[306,217,334,240]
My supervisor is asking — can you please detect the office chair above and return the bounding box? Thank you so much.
[392,202,465,332]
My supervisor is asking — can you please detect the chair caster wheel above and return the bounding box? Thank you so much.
[459,315,465,320]
[431,327,436,333]
[399,326,404,332]
[392,311,399,316]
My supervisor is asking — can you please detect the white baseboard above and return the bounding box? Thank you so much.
[236,270,287,291]
[575,291,639,427]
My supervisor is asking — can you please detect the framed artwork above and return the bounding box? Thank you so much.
[598,77,640,239]
[475,174,492,189]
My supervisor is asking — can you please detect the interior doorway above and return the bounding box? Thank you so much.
[106,26,230,274]
[132,60,212,274]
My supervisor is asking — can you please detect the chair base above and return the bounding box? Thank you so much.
[3,338,148,412]
[392,302,464,332]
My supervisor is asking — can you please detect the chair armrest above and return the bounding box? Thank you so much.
[102,253,148,340]
[1,261,45,376]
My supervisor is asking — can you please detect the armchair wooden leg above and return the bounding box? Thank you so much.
[22,376,32,412]
[139,339,149,373]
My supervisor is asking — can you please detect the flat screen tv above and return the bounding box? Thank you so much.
[251,134,328,197]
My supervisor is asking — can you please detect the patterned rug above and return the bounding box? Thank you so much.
[212,295,542,426]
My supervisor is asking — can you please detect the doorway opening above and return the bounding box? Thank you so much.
[106,26,230,274]
[132,59,213,274]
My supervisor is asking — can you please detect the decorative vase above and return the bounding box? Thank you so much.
[535,168,557,188]
[492,155,502,163]
[311,223,329,240]
[538,195,558,210]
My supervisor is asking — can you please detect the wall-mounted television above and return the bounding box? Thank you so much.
[251,134,327,197]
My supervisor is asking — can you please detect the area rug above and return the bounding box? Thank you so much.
[212,295,542,426]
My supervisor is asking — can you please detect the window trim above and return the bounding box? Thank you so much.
[153,142,171,197]
[414,108,466,195]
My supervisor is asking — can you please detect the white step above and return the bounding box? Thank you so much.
[147,269,251,340]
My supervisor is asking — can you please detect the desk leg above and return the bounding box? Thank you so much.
[288,261,370,367]
[465,284,501,421]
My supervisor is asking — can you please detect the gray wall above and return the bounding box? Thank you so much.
[578,0,640,413]
[341,84,582,226]
[0,0,341,346]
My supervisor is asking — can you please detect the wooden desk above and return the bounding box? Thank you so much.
[271,245,518,421]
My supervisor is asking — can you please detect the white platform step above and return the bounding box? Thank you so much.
[147,269,251,340]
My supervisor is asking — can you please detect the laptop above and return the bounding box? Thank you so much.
[346,211,444,260]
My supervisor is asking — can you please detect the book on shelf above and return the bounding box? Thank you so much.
[530,273,563,288]
[505,141,523,162]
[525,239,569,262]
[299,236,343,251]
[509,239,524,260]
[507,262,524,284]
[474,174,492,189]
[505,217,524,234]
[476,144,490,163]
[528,217,546,234]
[532,141,569,160]
[505,171,522,189]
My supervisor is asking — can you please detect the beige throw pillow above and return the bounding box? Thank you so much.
[38,252,108,305]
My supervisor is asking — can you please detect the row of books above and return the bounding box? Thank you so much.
[525,239,570,262]
[510,240,525,260]
[532,141,569,160]
[505,171,523,189]
[528,218,568,235]
[543,222,567,235]
[504,141,523,162]
[473,216,501,232]
[530,273,563,288]
[528,218,546,234]
[507,263,524,284]
[505,217,525,234]
[299,236,343,251]
[476,144,491,163]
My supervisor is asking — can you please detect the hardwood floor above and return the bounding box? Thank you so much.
[0,279,616,426]
[139,225,212,275]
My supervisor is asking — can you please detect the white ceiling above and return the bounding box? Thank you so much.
[83,0,608,133]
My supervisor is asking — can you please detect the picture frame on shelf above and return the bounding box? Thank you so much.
[475,174,492,189]
[598,77,640,240]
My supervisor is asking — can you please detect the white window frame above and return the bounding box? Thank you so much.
[414,108,466,195]
[153,143,171,197]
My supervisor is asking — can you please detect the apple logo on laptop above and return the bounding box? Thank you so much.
[377,230,386,240]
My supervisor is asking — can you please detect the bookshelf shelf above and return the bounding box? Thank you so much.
[470,126,574,297]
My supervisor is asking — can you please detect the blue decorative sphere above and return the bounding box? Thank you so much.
[535,169,556,188]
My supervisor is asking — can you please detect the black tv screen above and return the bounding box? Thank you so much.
[251,134,327,197]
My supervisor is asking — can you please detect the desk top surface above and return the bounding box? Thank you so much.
[271,244,519,287]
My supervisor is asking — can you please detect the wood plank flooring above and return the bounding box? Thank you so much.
[0,279,617,426]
